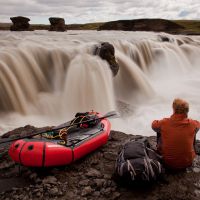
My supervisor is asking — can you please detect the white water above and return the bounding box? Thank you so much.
[1,30,200,138]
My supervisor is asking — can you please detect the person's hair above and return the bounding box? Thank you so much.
[172,98,189,114]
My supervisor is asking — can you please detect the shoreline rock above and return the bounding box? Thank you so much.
[0,127,200,199]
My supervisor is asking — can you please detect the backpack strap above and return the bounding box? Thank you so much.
[115,148,125,176]
[127,159,137,180]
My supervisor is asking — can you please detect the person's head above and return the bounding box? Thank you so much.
[172,98,189,115]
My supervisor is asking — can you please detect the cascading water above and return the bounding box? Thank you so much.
[1,30,200,138]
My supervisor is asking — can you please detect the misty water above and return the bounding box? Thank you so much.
[1,30,200,138]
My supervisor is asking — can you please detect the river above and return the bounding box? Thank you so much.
[0,30,200,138]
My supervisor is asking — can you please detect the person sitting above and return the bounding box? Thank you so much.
[152,98,200,170]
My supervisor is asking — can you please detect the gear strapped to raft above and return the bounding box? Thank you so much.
[115,137,164,184]
[42,112,100,145]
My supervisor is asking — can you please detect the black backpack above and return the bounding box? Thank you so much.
[115,138,164,184]
[73,112,100,128]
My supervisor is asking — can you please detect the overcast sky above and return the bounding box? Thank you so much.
[0,0,200,24]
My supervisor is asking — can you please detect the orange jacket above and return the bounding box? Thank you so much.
[152,114,200,169]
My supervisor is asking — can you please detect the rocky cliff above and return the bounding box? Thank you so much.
[98,19,184,34]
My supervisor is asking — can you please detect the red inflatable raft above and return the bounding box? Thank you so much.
[9,116,111,167]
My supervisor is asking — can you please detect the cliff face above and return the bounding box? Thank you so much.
[98,19,185,34]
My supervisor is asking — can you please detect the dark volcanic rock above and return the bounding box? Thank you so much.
[98,18,185,34]
[1,125,53,140]
[158,34,172,42]
[10,16,31,31]
[0,127,200,200]
[2,125,37,138]
[94,42,119,76]
[49,17,66,32]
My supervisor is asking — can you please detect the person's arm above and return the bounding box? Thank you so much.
[151,120,162,133]
[193,120,200,155]
[152,120,163,153]
[194,120,200,133]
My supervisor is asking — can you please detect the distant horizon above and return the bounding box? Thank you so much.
[1,17,200,26]
[0,0,200,25]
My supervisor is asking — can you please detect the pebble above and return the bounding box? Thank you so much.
[193,167,200,173]
[35,178,42,183]
[58,191,63,196]
[36,192,41,197]
[195,189,200,197]
[22,196,29,200]
[86,168,102,178]
[42,176,58,185]
[103,174,112,179]
[29,173,37,181]
[81,186,93,196]
[111,192,121,199]
[93,191,101,197]
[194,181,200,189]
[103,152,117,161]
[103,187,112,196]
[67,191,76,198]
[49,187,59,196]
[12,187,18,191]
[93,178,105,188]
[79,179,90,186]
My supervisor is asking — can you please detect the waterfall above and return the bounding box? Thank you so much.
[1,30,200,137]
[62,54,115,117]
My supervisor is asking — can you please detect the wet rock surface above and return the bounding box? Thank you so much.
[0,127,200,200]
[10,16,32,31]
[49,17,66,32]
[94,42,119,76]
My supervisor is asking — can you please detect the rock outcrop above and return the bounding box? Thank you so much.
[10,16,31,31]
[94,42,119,76]
[49,17,66,32]
[98,19,184,34]
[0,125,200,200]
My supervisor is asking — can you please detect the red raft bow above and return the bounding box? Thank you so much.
[9,111,112,167]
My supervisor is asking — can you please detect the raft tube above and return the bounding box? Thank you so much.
[9,118,111,167]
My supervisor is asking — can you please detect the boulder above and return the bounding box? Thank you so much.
[10,16,31,31]
[49,17,66,32]
[158,34,174,42]
[94,42,119,76]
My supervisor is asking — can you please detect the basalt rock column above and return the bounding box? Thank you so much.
[94,42,119,76]
[49,17,66,32]
[10,16,31,31]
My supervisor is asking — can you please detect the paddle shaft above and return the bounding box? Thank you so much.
[0,111,117,144]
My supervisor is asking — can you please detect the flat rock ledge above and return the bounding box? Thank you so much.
[0,127,200,200]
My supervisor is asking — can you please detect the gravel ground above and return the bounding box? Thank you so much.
[0,126,200,200]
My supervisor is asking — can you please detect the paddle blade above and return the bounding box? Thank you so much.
[103,111,120,119]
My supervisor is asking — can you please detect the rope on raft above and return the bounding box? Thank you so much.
[42,115,89,145]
